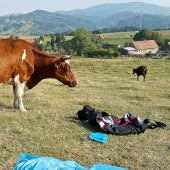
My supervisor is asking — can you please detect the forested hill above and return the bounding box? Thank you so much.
[1,2,170,35]
[0,10,98,35]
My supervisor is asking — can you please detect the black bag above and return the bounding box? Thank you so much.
[77,105,95,120]
[77,105,109,125]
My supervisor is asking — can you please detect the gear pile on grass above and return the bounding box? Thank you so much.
[77,105,166,135]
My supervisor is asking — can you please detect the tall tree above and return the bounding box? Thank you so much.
[50,34,55,51]
[39,35,44,41]
[71,28,94,56]
[55,34,65,56]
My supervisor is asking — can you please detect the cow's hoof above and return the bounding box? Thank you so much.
[20,108,27,113]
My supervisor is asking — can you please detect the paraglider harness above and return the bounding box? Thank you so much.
[77,105,166,135]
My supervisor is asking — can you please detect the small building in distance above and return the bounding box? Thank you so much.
[102,43,113,49]
[131,40,159,55]
[120,47,138,55]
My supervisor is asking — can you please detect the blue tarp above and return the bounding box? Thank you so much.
[13,153,128,170]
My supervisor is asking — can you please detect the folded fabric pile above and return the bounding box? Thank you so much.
[77,105,166,135]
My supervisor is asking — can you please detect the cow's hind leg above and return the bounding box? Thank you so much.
[143,75,146,82]
[13,76,27,112]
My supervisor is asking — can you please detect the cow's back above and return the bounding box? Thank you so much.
[136,65,147,75]
[0,39,34,84]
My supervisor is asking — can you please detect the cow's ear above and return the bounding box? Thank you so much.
[54,58,62,68]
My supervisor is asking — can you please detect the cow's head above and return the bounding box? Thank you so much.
[132,68,136,74]
[54,56,77,87]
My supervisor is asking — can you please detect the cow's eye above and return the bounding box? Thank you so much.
[64,66,70,73]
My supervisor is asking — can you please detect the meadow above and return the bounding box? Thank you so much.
[0,57,169,170]
[101,31,136,46]
[99,30,170,46]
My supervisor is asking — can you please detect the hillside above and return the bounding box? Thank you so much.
[0,10,98,35]
[1,2,170,35]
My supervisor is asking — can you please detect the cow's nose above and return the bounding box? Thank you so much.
[73,81,78,86]
[69,81,78,87]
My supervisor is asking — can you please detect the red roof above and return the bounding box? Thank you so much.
[102,43,113,49]
[132,40,158,50]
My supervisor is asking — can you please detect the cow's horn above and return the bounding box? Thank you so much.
[63,55,71,60]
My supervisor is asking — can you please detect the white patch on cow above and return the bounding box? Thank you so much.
[14,75,26,93]
[13,74,27,112]
[21,49,26,62]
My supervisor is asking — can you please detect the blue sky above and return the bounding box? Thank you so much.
[0,0,170,16]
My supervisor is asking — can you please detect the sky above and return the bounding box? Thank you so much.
[1,0,170,16]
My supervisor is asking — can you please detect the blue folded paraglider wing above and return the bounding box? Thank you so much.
[89,132,108,144]
[13,153,128,170]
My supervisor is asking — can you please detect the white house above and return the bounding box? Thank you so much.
[131,40,159,55]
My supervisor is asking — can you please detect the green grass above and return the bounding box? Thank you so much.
[100,32,136,46]
[0,57,170,170]
[100,30,170,46]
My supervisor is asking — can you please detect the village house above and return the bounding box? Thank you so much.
[120,40,159,56]
[120,47,137,55]
[131,40,159,55]
[98,34,104,40]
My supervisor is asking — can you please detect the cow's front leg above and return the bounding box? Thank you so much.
[13,78,27,112]
[13,85,19,108]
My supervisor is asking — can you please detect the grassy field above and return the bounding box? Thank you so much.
[100,30,170,46]
[101,32,136,46]
[0,57,170,170]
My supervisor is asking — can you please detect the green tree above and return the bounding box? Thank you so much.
[39,35,44,41]
[50,34,55,51]
[162,39,170,51]
[9,35,20,40]
[133,29,151,41]
[133,29,163,46]
[46,41,52,52]
[71,28,94,56]
[55,34,65,56]
[150,31,164,46]
[62,40,74,55]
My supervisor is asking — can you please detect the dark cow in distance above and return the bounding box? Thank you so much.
[0,39,77,112]
[133,65,147,82]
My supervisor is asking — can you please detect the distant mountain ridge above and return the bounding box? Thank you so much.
[57,2,170,21]
[1,2,170,35]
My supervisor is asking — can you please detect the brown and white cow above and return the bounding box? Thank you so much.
[0,39,77,112]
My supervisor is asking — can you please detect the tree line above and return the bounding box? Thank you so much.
[34,28,119,57]
[8,28,170,57]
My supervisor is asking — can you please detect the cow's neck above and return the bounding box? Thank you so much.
[26,50,57,89]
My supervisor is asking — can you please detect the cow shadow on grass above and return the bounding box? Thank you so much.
[0,102,20,112]
[0,102,13,109]
[67,116,101,132]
